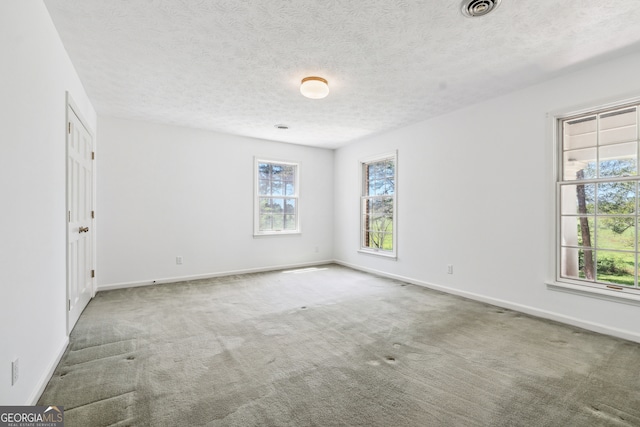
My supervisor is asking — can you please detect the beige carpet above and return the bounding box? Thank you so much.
[39,264,640,426]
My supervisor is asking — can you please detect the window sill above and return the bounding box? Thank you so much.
[358,249,397,260]
[254,231,301,238]
[546,280,640,307]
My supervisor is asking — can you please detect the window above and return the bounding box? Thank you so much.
[557,101,640,294]
[360,152,397,257]
[255,159,299,235]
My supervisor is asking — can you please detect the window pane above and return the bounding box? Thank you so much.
[271,180,283,196]
[564,116,597,150]
[272,213,284,230]
[362,217,370,247]
[258,163,270,179]
[596,250,635,287]
[367,179,375,195]
[259,179,270,195]
[560,247,595,281]
[561,216,594,248]
[259,198,285,214]
[370,198,383,215]
[369,178,386,196]
[363,198,372,216]
[367,198,375,215]
[598,143,637,178]
[271,198,284,212]
[260,214,272,230]
[597,182,635,214]
[284,199,296,214]
[385,177,395,195]
[258,197,270,214]
[366,232,392,250]
[285,181,295,195]
[284,215,296,230]
[599,108,637,145]
[373,162,382,178]
[596,217,635,251]
[560,184,595,215]
[280,165,294,179]
[382,197,394,215]
[563,148,597,180]
[368,197,393,216]
[371,215,393,233]
[382,232,393,250]
[367,164,376,181]
[362,213,370,232]
[271,164,283,177]
[362,195,394,251]
[366,217,393,250]
[385,160,395,177]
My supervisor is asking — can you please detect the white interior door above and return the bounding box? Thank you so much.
[67,105,94,333]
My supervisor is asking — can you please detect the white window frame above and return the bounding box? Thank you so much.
[254,158,300,236]
[551,96,640,304]
[359,151,397,259]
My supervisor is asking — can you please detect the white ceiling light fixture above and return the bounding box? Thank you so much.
[300,76,329,99]
[461,0,501,17]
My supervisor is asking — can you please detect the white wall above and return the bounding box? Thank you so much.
[0,1,96,404]
[97,117,333,288]
[4,1,639,406]
[334,51,640,343]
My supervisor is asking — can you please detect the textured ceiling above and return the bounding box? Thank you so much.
[43,0,640,149]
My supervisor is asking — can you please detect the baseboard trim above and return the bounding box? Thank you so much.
[334,260,640,344]
[29,336,69,405]
[97,260,335,291]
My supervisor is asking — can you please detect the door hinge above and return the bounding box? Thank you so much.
[91,210,95,219]
[91,270,95,278]
[92,152,95,160]
[68,122,71,134]
[68,299,71,311]
[68,211,71,222]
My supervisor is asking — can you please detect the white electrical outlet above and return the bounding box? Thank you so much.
[447,264,454,275]
[176,256,183,265]
[11,358,19,386]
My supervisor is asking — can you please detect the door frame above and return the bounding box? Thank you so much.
[66,92,97,334]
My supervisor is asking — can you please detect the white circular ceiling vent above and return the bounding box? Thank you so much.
[461,0,501,17]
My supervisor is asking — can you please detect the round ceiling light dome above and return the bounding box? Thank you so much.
[461,0,501,17]
[300,76,329,99]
